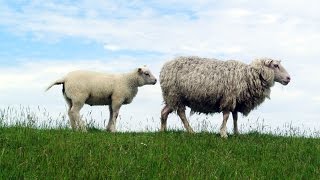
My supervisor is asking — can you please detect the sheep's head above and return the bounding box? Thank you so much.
[137,66,157,85]
[251,58,290,86]
[263,59,291,85]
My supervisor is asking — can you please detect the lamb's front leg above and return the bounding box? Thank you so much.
[106,100,122,132]
[106,106,113,131]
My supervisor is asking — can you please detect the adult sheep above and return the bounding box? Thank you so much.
[160,56,290,138]
[46,66,157,132]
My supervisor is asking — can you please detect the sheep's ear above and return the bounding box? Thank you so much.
[264,59,274,67]
[259,68,273,84]
[138,68,143,74]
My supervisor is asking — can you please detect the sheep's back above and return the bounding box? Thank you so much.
[160,56,249,113]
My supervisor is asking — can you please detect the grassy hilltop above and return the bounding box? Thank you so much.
[1,126,319,179]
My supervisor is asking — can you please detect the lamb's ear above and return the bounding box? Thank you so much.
[138,68,143,74]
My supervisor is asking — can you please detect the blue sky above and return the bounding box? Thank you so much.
[0,0,319,135]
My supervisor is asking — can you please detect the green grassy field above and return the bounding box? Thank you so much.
[1,126,319,179]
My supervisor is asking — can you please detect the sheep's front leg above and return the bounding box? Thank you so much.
[106,100,122,132]
[232,111,239,135]
[160,105,173,131]
[177,106,194,133]
[220,111,230,138]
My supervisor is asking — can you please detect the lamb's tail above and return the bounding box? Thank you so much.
[45,78,65,92]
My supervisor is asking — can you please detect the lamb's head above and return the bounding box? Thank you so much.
[137,66,157,85]
[251,58,291,86]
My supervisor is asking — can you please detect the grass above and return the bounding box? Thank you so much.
[1,106,320,179]
[1,127,320,179]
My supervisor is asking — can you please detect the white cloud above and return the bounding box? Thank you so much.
[0,59,137,91]
[312,96,320,104]
[259,14,279,24]
[271,85,304,100]
[225,8,253,18]
[1,0,319,58]
[103,44,121,51]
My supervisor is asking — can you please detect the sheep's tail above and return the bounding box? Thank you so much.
[45,78,65,92]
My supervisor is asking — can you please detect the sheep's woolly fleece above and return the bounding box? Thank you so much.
[160,56,276,116]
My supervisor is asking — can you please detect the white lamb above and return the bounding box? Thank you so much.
[46,66,157,132]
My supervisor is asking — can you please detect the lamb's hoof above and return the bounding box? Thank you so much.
[75,127,87,132]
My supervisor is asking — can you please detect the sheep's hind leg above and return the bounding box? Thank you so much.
[68,101,86,132]
[220,111,230,138]
[232,111,239,135]
[160,105,173,131]
[106,101,122,132]
[177,106,194,133]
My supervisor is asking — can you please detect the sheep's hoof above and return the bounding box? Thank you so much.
[220,131,228,138]
[221,134,228,138]
[188,129,195,134]
[106,128,116,133]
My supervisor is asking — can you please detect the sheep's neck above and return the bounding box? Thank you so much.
[245,68,272,104]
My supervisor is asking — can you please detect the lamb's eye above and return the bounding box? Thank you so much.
[144,72,150,76]
[274,64,279,68]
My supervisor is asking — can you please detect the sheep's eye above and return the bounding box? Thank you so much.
[144,72,150,76]
[274,64,279,68]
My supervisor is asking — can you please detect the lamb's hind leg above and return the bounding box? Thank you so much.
[68,101,86,132]
[177,106,194,133]
[63,95,76,130]
[160,105,173,131]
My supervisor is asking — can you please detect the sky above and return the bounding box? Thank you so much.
[0,0,319,135]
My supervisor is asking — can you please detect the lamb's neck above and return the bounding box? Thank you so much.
[124,72,142,88]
